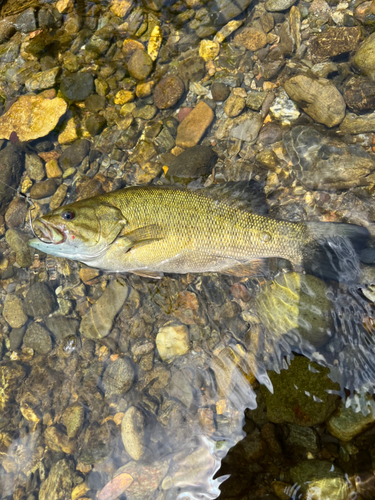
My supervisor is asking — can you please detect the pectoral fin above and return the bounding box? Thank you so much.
[121,224,165,250]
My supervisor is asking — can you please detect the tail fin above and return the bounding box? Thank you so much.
[302,222,370,282]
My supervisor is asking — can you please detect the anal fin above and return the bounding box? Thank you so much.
[131,270,164,279]
[221,259,269,278]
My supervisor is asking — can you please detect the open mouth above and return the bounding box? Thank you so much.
[33,219,66,244]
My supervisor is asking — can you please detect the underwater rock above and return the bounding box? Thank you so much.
[25,154,45,181]
[23,282,57,318]
[29,179,57,199]
[224,95,246,118]
[165,145,217,183]
[60,72,94,101]
[23,323,52,354]
[39,458,73,500]
[266,0,297,11]
[154,75,185,110]
[3,294,28,329]
[326,399,375,441]
[343,76,375,113]
[0,145,24,212]
[310,27,361,59]
[59,139,91,171]
[352,32,375,80]
[260,356,339,426]
[121,406,146,461]
[5,229,33,268]
[156,324,190,361]
[176,101,214,148]
[45,316,79,340]
[127,49,153,80]
[102,357,135,397]
[62,403,84,438]
[211,82,230,102]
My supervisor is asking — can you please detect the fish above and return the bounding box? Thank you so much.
[28,182,370,280]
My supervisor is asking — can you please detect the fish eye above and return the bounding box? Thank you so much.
[61,210,75,221]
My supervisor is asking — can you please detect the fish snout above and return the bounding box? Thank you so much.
[33,219,65,244]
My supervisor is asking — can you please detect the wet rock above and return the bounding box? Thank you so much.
[3,295,28,329]
[39,458,73,500]
[121,406,145,461]
[62,403,84,438]
[45,316,79,340]
[14,8,36,33]
[167,369,194,408]
[257,122,283,146]
[60,72,94,101]
[86,114,107,137]
[5,228,33,267]
[176,101,214,148]
[23,282,57,318]
[0,362,26,412]
[343,76,375,113]
[283,424,320,456]
[211,0,252,26]
[284,75,345,128]
[25,154,45,181]
[153,75,184,109]
[59,139,91,171]
[80,278,129,339]
[50,183,68,210]
[0,144,24,212]
[234,27,267,52]
[352,32,375,80]
[23,322,52,354]
[269,88,300,125]
[266,0,297,11]
[114,460,170,500]
[9,327,25,350]
[311,27,361,59]
[260,356,339,426]
[127,49,153,80]
[326,399,375,442]
[165,145,217,183]
[0,96,67,142]
[339,112,375,134]
[224,95,246,118]
[85,94,106,112]
[156,324,190,361]
[25,67,61,92]
[211,82,230,102]
[79,423,112,465]
[132,104,157,120]
[290,460,348,500]
[229,111,263,142]
[246,91,268,111]
[177,55,206,87]
[5,197,28,228]
[199,39,220,61]
[256,273,332,348]
[29,179,57,199]
[97,473,133,500]
[103,357,134,397]
[283,125,375,190]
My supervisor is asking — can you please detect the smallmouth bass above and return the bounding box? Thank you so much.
[28,183,369,279]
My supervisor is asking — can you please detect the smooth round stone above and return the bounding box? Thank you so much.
[85,114,106,136]
[59,139,90,171]
[29,179,57,199]
[211,82,230,102]
[60,72,94,101]
[3,294,28,328]
[153,75,185,109]
[224,95,246,117]
[23,322,52,354]
[102,357,135,396]
[121,406,145,461]
[156,324,190,361]
[265,0,297,11]
[45,315,79,340]
[5,229,33,268]
[165,145,217,183]
[234,27,267,51]
[352,32,375,80]
[127,49,153,80]
[9,327,25,350]
[326,399,375,442]
[0,145,24,212]
[5,198,28,228]
[85,94,106,112]
[23,282,57,318]
[25,154,45,181]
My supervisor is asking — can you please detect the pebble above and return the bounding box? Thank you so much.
[23,322,52,354]
[25,67,61,92]
[211,82,230,102]
[29,179,57,199]
[80,278,129,339]
[165,145,217,183]
[62,403,85,438]
[136,81,153,98]
[148,24,162,61]
[127,49,153,80]
[260,356,339,426]
[23,282,57,317]
[45,159,63,178]
[352,31,375,80]
[85,94,106,112]
[246,91,268,111]
[5,197,28,228]
[176,101,214,148]
[14,7,37,33]
[58,116,79,144]
[339,112,375,134]
[25,154,45,181]
[85,114,107,137]
[310,27,361,59]
[114,90,135,105]
[199,39,220,61]
[153,75,185,110]
[234,27,267,52]
[224,95,246,118]
[5,228,33,267]
[50,183,68,210]
[230,111,263,142]
[60,72,94,101]
[59,139,91,171]
[9,327,25,350]
[265,0,297,11]
[284,75,346,128]
[102,357,134,396]
[343,76,375,113]
[39,459,73,500]
[45,315,79,340]
[0,145,24,212]
[121,406,145,461]
[3,294,28,328]
[97,473,133,500]
[212,0,252,26]
[326,399,375,442]
[0,95,67,142]
[156,324,190,361]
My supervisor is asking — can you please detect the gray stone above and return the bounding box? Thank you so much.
[230,112,263,142]
[127,49,153,80]
[246,91,268,111]
[339,112,375,134]
[0,144,24,212]
[165,145,217,183]
[45,316,79,340]
[25,67,61,92]
[5,229,33,268]
[23,282,57,318]
[25,154,45,181]
[23,322,52,354]
[283,424,320,455]
[167,369,194,408]
[39,459,73,500]
[59,139,91,171]
[210,0,252,26]
[80,278,129,339]
[266,0,297,12]
[103,357,135,396]
[9,327,25,350]
[327,399,375,442]
[352,32,375,81]
[60,72,94,101]
[14,8,37,33]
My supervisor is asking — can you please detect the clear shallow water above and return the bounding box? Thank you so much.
[0,0,375,499]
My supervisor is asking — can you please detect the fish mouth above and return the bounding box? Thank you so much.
[33,219,66,244]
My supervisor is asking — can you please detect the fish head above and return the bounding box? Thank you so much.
[29,200,126,262]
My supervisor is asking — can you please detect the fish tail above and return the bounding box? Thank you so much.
[301,221,370,282]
